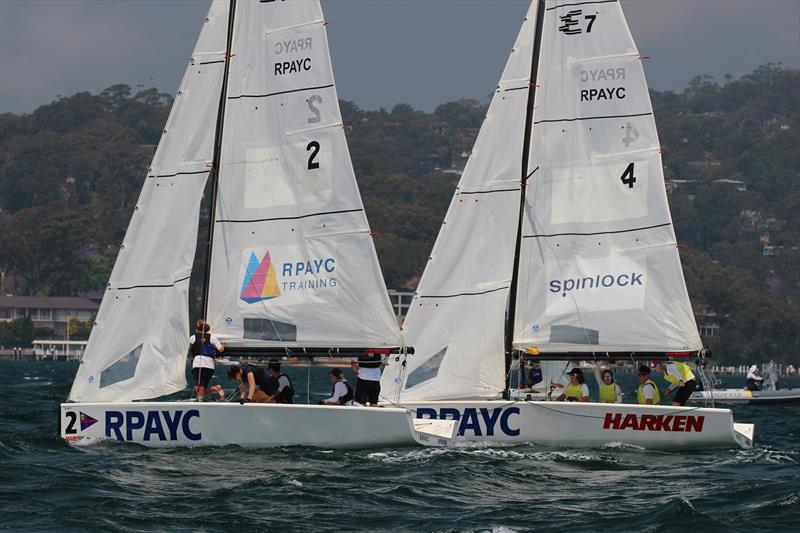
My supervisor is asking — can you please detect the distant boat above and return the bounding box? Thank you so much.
[380,0,753,450]
[690,362,800,405]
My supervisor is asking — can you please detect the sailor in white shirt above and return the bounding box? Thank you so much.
[351,353,383,406]
[188,319,225,401]
[322,368,354,405]
[746,365,764,391]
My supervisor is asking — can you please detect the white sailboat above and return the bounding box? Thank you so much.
[60,0,434,448]
[380,0,754,450]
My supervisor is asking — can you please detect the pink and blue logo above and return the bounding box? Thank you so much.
[240,251,281,303]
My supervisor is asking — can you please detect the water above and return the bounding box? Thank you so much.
[1,361,799,532]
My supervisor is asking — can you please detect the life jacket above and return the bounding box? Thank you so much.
[332,379,354,405]
[564,382,585,401]
[637,380,661,405]
[663,361,696,385]
[243,364,269,389]
[599,382,618,403]
[274,373,295,404]
[190,334,216,358]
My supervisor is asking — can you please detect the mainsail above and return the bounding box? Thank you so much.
[385,0,701,402]
[381,2,540,401]
[512,0,701,353]
[69,1,230,402]
[206,0,401,349]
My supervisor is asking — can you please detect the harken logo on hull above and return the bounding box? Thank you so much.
[240,251,281,303]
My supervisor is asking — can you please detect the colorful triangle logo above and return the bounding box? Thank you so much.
[80,412,98,431]
[240,251,281,303]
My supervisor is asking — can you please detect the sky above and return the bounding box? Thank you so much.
[0,0,798,114]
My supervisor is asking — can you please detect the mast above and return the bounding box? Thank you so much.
[504,0,545,398]
[201,0,237,321]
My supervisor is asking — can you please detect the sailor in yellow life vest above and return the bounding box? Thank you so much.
[657,359,697,406]
[593,364,622,403]
[556,368,590,402]
[637,365,660,405]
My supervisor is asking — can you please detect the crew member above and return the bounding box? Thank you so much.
[188,319,224,401]
[593,365,623,403]
[265,361,295,404]
[228,364,270,404]
[746,365,764,391]
[529,360,543,389]
[321,368,354,405]
[637,365,660,405]
[658,360,697,406]
[351,352,383,406]
[556,368,590,402]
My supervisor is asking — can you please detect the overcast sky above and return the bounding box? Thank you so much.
[1,0,798,114]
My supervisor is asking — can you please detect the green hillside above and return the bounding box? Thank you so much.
[1,65,797,363]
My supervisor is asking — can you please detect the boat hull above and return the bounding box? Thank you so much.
[59,400,753,450]
[399,400,753,450]
[689,389,800,405]
[59,402,416,448]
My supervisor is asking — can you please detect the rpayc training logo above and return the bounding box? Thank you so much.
[240,251,281,303]
[240,249,338,304]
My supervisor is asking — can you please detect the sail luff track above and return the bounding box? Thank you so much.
[201,0,237,321]
[503,0,546,398]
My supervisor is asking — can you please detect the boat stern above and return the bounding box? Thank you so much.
[733,422,755,448]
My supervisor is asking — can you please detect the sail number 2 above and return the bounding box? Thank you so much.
[620,163,636,189]
[307,141,320,170]
[64,411,78,434]
[306,95,322,170]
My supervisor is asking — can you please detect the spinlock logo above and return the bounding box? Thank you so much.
[241,250,337,304]
[416,407,520,437]
[603,413,705,432]
[549,272,643,298]
[105,410,201,442]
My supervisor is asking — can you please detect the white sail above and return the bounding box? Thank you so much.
[381,3,540,401]
[69,1,230,402]
[512,0,701,352]
[207,0,401,349]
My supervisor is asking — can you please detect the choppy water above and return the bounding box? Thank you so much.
[1,361,799,532]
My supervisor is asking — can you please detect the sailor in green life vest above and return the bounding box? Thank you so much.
[637,365,660,405]
[556,368,590,402]
[593,364,623,403]
[658,360,697,406]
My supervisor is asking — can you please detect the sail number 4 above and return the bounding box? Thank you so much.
[620,163,636,189]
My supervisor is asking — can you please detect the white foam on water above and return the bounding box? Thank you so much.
[680,495,696,510]
[367,448,451,463]
[719,447,800,466]
[600,441,646,451]
[288,479,303,487]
